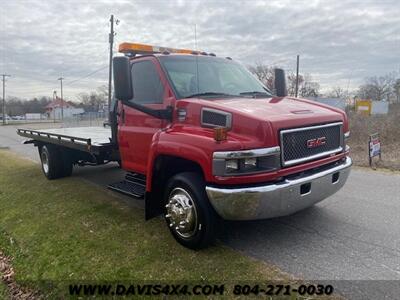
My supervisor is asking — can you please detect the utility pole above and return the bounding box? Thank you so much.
[57,77,64,120]
[194,24,197,50]
[1,74,11,125]
[295,55,300,98]
[53,91,57,122]
[108,15,119,121]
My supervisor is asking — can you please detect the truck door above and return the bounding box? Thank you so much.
[117,57,170,174]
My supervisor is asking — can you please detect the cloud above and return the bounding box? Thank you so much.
[0,0,399,99]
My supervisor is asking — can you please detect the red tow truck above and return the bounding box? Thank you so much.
[18,42,351,249]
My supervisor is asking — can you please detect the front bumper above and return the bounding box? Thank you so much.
[206,156,352,220]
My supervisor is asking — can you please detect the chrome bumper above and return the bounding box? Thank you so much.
[206,157,352,220]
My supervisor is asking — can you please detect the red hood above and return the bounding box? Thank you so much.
[204,96,344,125]
[182,96,346,128]
[175,96,348,149]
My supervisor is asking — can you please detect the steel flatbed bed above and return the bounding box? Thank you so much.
[17,127,114,154]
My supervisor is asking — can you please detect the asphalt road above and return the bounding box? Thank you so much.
[1,124,399,299]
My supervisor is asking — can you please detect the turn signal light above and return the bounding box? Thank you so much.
[214,127,227,142]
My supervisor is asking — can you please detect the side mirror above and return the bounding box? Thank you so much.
[113,56,133,101]
[274,68,287,97]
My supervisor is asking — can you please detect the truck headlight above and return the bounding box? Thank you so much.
[213,147,281,176]
[244,157,257,169]
[226,159,239,172]
[226,157,258,174]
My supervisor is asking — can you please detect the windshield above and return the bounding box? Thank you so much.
[159,55,272,99]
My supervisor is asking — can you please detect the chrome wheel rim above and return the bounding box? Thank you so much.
[165,187,198,239]
[41,151,49,174]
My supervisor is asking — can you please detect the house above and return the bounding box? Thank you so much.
[45,97,84,119]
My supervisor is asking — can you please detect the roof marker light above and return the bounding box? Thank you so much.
[119,42,208,56]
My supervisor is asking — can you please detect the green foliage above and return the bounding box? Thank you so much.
[0,281,8,299]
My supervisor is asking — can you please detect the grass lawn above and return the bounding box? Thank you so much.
[0,150,307,298]
[0,281,7,299]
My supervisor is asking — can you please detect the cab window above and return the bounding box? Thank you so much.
[131,60,164,104]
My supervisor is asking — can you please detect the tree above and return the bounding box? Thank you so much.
[5,97,24,116]
[5,96,51,116]
[297,74,320,97]
[328,86,346,98]
[248,64,320,97]
[300,81,320,97]
[393,79,400,103]
[286,70,304,97]
[76,88,107,112]
[357,73,396,101]
[96,85,109,99]
[247,63,274,90]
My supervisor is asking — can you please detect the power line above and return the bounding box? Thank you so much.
[14,74,107,92]
[64,65,108,86]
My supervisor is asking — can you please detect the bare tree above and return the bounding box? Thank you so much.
[77,89,106,112]
[300,82,320,97]
[394,79,400,103]
[76,85,108,112]
[248,64,320,97]
[5,96,52,116]
[358,73,396,101]
[76,92,90,105]
[96,84,109,98]
[328,86,346,98]
[287,70,304,96]
[248,63,274,90]
[298,74,320,97]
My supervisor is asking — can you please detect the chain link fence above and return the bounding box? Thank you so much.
[2,112,107,128]
[61,112,107,128]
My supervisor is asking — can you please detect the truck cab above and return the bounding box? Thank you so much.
[112,43,351,249]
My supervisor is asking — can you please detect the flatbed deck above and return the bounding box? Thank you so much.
[17,126,114,154]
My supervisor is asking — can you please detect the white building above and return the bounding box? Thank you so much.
[45,98,84,119]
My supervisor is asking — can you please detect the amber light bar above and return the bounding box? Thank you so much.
[119,42,204,55]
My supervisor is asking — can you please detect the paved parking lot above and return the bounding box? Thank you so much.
[1,124,399,299]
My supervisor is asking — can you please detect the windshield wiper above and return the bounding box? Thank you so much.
[239,91,271,98]
[186,92,238,98]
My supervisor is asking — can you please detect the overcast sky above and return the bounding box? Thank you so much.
[1,0,399,100]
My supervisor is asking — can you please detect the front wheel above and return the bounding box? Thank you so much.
[164,172,219,249]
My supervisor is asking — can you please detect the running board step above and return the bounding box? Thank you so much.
[108,173,146,198]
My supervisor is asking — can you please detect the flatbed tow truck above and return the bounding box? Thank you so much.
[18,42,351,249]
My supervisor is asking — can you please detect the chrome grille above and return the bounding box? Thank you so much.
[280,122,343,166]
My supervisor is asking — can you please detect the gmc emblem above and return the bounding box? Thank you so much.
[306,137,326,148]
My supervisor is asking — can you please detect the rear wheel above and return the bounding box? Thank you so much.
[39,145,72,179]
[62,154,73,177]
[164,172,219,249]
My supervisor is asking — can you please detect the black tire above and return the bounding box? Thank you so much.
[164,172,219,249]
[61,153,73,177]
[39,145,72,179]
[39,144,63,179]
